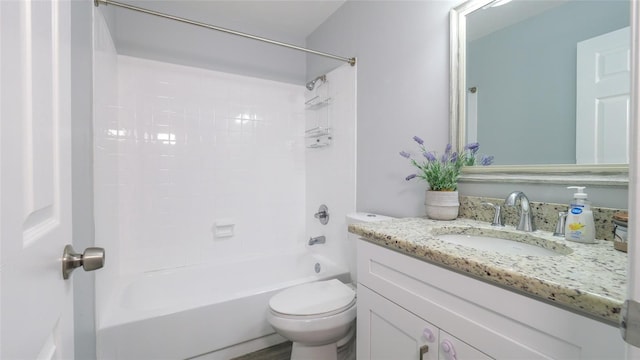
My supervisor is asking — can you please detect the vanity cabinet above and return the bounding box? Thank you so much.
[356,239,625,359]
[359,284,491,360]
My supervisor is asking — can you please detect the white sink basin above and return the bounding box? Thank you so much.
[437,234,565,257]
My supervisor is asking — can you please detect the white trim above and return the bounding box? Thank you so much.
[626,0,640,357]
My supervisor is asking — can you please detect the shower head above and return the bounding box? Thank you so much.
[306,75,326,91]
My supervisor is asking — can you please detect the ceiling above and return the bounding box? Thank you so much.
[105,0,347,83]
[110,0,347,40]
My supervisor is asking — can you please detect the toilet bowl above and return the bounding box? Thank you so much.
[267,213,393,360]
[267,279,356,360]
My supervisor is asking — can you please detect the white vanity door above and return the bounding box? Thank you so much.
[358,285,439,360]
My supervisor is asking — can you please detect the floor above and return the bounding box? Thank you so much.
[231,342,292,360]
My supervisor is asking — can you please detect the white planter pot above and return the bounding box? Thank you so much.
[425,190,459,220]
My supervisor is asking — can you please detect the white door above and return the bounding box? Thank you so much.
[576,27,631,164]
[1,0,75,358]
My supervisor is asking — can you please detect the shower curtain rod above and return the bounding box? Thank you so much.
[94,0,356,66]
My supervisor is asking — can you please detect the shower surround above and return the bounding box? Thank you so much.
[104,55,307,275]
[93,8,356,359]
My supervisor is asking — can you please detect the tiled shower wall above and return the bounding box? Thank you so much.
[97,55,307,276]
[305,64,357,281]
[93,7,119,320]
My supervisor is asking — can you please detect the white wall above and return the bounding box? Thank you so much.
[307,0,457,217]
[307,0,628,215]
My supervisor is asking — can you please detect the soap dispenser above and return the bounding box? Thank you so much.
[564,186,596,244]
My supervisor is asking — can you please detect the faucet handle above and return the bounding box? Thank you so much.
[553,212,568,237]
[482,202,504,227]
[314,204,329,225]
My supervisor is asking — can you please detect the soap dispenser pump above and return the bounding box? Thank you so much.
[564,186,596,243]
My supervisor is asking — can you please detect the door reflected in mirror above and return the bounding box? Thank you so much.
[453,0,630,167]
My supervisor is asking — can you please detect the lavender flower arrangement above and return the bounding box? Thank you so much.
[400,136,493,191]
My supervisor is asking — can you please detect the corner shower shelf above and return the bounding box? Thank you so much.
[305,127,331,138]
[305,127,332,148]
[305,92,331,148]
[306,134,332,148]
[305,96,331,110]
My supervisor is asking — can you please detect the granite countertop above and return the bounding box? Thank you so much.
[349,217,627,325]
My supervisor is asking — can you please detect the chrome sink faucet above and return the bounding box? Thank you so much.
[504,191,535,232]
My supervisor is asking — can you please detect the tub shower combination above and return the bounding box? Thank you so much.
[97,251,350,359]
[93,1,358,359]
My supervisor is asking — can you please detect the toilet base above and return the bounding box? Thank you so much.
[289,326,355,360]
[291,342,337,360]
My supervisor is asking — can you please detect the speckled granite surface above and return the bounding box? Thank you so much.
[349,217,627,325]
[459,195,624,241]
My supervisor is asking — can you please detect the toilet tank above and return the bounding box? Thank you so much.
[346,213,393,240]
[346,213,394,283]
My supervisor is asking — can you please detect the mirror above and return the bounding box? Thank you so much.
[450,0,630,183]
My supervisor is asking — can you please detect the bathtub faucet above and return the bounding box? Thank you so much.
[308,235,326,245]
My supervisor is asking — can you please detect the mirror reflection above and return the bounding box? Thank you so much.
[461,0,630,166]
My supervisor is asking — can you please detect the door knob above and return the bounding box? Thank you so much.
[62,244,105,279]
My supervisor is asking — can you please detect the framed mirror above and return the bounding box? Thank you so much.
[450,0,630,185]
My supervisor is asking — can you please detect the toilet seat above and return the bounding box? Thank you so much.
[269,279,356,318]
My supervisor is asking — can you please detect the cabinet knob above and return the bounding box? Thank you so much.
[441,339,458,360]
[419,344,429,360]
[422,328,436,342]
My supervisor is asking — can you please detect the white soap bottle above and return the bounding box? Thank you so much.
[564,186,596,244]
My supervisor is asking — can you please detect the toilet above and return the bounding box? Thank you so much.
[266,213,393,360]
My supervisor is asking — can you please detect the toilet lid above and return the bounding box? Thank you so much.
[269,279,355,316]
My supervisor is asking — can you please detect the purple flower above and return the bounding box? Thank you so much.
[400,136,493,190]
[444,143,452,155]
[464,142,480,154]
[423,151,437,162]
[480,155,494,166]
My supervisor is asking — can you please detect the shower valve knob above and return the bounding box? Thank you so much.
[314,204,330,225]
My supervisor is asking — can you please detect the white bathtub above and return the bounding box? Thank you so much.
[96,251,350,360]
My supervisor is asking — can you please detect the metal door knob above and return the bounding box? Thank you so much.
[62,244,105,280]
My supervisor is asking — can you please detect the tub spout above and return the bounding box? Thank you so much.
[308,236,326,245]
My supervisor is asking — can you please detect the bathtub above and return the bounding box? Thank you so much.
[96,251,350,360]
